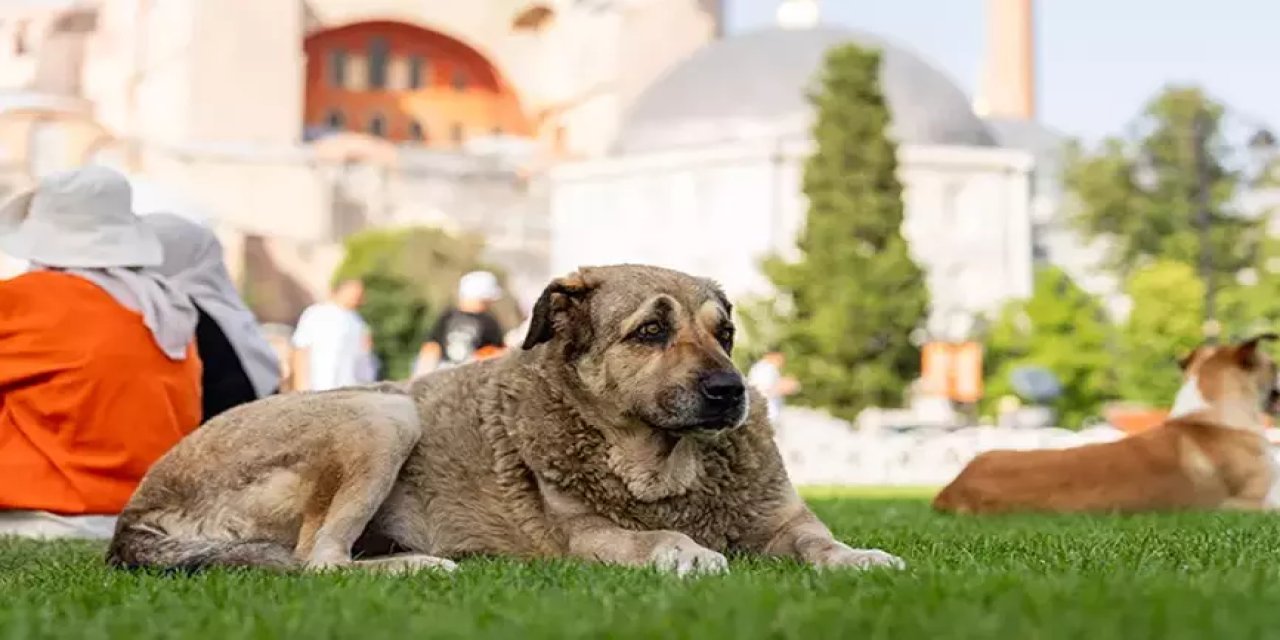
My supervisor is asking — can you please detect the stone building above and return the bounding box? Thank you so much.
[0,0,723,319]
[549,2,1037,337]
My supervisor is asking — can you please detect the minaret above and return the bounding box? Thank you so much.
[976,0,1035,120]
[776,0,820,30]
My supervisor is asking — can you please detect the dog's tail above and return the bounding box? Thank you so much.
[106,517,298,573]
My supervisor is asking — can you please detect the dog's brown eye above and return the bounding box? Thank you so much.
[716,328,735,351]
[635,321,667,342]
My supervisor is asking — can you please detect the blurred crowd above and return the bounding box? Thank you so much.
[0,166,532,539]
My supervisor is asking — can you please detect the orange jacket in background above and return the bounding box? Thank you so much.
[0,271,202,515]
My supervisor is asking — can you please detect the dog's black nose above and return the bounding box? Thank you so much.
[699,370,745,405]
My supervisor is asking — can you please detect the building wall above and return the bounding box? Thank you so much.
[187,0,305,146]
[550,140,1035,325]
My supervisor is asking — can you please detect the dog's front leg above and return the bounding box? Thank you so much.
[540,479,726,576]
[758,493,905,571]
[564,516,727,577]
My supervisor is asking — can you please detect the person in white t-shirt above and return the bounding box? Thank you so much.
[290,278,375,391]
[747,349,800,424]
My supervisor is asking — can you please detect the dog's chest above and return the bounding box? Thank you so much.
[559,450,779,551]
[1262,444,1280,508]
[601,484,762,550]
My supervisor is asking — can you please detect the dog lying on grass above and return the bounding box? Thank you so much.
[108,265,904,576]
[934,334,1280,514]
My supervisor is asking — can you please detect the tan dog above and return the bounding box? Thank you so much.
[107,265,903,575]
[933,334,1280,514]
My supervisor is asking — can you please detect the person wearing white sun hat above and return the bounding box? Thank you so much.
[0,165,202,539]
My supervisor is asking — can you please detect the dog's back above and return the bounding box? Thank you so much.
[936,334,1280,515]
[933,419,1268,514]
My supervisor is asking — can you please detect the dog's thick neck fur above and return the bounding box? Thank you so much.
[504,346,779,512]
[513,351,712,502]
[1168,374,1266,431]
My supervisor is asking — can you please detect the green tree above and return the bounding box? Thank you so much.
[982,267,1115,429]
[333,226,515,380]
[1216,237,1280,338]
[759,44,929,421]
[1117,261,1205,406]
[351,270,431,381]
[1065,86,1261,290]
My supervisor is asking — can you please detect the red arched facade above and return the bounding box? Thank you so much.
[304,21,531,147]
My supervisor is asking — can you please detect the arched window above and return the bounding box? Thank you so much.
[409,121,426,142]
[367,37,389,90]
[325,109,345,130]
[328,49,347,88]
[451,68,469,92]
[408,55,427,90]
[369,113,387,138]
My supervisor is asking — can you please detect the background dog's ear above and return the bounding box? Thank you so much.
[1235,332,1280,368]
[1178,344,1204,372]
[521,271,597,351]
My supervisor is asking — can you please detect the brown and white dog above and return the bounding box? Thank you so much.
[933,334,1280,514]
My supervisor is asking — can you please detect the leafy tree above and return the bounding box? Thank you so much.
[333,226,516,380]
[1215,237,1280,339]
[759,44,929,421]
[1065,86,1261,292]
[351,271,431,381]
[982,267,1115,429]
[1117,261,1205,406]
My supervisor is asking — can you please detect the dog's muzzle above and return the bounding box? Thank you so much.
[691,370,748,430]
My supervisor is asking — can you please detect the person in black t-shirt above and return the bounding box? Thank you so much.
[413,271,507,376]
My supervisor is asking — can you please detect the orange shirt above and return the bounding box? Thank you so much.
[0,271,202,515]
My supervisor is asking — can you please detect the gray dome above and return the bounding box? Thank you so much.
[615,27,996,154]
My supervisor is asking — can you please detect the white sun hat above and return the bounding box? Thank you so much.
[0,165,162,268]
[458,270,503,302]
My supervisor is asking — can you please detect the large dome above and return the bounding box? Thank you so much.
[615,27,996,154]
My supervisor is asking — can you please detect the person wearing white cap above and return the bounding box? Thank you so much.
[0,166,202,539]
[142,212,281,421]
[412,270,507,377]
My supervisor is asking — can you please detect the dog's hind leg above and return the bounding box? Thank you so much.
[300,394,452,573]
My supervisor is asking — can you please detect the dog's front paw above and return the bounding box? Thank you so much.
[358,553,460,575]
[807,540,905,571]
[647,533,728,577]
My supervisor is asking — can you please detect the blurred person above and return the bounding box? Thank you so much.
[290,278,374,391]
[143,213,281,421]
[259,323,298,391]
[748,349,801,423]
[0,166,201,539]
[412,270,507,377]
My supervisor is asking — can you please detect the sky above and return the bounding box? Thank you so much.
[726,0,1279,142]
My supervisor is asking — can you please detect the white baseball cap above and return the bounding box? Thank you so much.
[458,270,503,302]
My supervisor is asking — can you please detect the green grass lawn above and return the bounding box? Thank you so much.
[4,494,1280,639]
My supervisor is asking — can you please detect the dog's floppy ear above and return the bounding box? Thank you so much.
[522,270,597,350]
[1235,332,1279,368]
